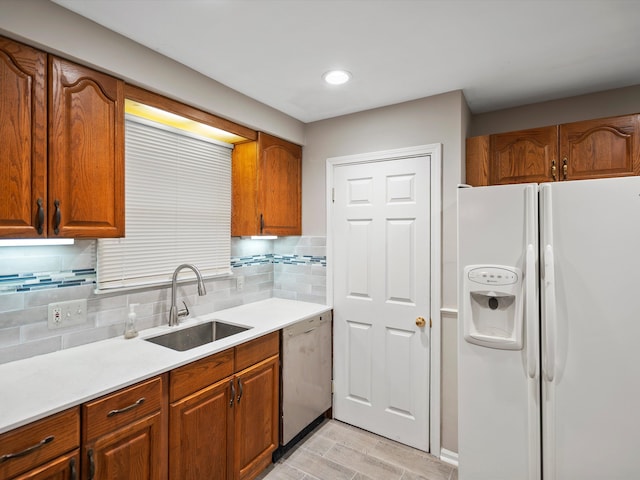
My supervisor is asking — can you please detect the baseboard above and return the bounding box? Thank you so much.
[440,448,459,467]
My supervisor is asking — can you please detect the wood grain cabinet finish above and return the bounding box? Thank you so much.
[0,36,47,238]
[169,332,280,480]
[489,126,558,185]
[82,375,167,480]
[232,132,302,236]
[233,355,279,480]
[49,56,125,238]
[559,114,640,180]
[0,35,125,239]
[0,408,80,480]
[466,114,640,186]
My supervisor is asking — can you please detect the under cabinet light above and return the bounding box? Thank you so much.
[250,236,278,240]
[0,239,75,247]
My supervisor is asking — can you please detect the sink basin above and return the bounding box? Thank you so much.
[145,321,251,351]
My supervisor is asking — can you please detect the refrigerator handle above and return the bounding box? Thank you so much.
[524,185,538,379]
[544,244,557,383]
[525,244,537,379]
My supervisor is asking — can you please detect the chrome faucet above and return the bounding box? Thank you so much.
[169,264,207,326]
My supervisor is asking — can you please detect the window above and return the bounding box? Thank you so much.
[97,115,232,290]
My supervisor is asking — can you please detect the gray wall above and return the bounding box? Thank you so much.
[471,84,640,136]
[303,90,469,454]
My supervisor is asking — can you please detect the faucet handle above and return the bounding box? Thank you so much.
[178,301,190,319]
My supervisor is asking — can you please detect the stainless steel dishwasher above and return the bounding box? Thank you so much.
[280,312,332,450]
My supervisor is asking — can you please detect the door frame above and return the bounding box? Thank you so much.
[326,143,442,456]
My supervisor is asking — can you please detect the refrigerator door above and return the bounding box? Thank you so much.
[458,184,540,480]
[541,177,640,480]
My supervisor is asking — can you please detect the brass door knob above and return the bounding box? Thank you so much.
[416,317,426,328]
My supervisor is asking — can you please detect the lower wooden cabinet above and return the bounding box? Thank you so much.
[82,375,167,480]
[2,333,280,480]
[169,332,280,480]
[233,355,279,480]
[169,376,234,479]
[0,408,80,480]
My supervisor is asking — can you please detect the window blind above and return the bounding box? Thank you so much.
[97,116,232,290]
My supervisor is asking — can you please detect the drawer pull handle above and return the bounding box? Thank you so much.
[0,435,54,463]
[107,397,145,417]
[237,379,243,404]
[230,379,235,407]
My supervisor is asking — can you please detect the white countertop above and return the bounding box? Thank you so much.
[0,298,331,434]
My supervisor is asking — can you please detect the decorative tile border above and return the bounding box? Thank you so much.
[0,253,328,294]
[0,269,96,294]
[231,254,326,268]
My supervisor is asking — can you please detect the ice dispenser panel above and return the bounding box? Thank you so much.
[462,265,523,350]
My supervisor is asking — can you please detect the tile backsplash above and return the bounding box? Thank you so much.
[0,236,326,364]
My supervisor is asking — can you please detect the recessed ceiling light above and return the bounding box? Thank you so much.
[323,70,352,85]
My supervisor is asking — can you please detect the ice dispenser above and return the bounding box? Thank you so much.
[462,265,523,350]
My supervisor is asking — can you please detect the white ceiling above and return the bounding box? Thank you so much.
[52,0,640,123]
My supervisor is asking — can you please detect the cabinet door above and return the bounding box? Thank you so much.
[84,412,163,480]
[258,133,302,236]
[490,126,558,184]
[48,56,124,238]
[560,114,640,180]
[13,450,79,480]
[169,378,234,480]
[0,37,47,238]
[233,355,279,480]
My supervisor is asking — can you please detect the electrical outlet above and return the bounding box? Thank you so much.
[236,276,244,291]
[48,299,87,329]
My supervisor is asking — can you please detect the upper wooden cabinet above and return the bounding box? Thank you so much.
[0,36,125,239]
[466,113,640,186]
[232,132,302,236]
[49,56,125,238]
[560,114,640,181]
[0,37,47,238]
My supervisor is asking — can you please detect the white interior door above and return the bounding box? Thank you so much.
[331,154,431,450]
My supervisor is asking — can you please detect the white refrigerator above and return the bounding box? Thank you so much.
[457,177,640,480]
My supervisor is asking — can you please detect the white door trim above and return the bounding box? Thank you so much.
[326,143,442,457]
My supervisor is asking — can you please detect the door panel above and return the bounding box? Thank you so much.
[333,155,430,450]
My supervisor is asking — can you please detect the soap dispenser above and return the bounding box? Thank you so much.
[124,303,139,339]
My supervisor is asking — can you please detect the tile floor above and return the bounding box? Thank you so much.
[257,419,458,480]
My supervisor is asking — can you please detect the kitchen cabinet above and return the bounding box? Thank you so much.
[0,408,80,480]
[169,332,279,480]
[0,36,47,238]
[232,132,302,236]
[0,35,124,239]
[466,113,640,186]
[233,355,279,480]
[49,56,125,238]
[82,375,167,480]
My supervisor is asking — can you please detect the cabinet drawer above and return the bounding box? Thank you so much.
[169,348,234,402]
[83,375,165,441]
[0,408,79,479]
[235,331,279,372]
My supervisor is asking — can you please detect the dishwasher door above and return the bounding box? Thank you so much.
[281,313,332,445]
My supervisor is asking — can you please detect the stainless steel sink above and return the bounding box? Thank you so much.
[144,321,251,351]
